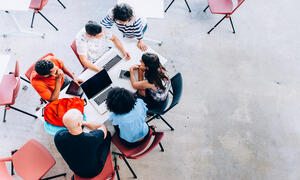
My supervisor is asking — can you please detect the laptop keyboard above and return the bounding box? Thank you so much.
[103,55,122,71]
[94,87,113,105]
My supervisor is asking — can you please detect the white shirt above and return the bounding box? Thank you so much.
[75,27,113,63]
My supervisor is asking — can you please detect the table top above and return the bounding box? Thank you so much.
[0,55,11,81]
[36,38,167,124]
[0,0,31,11]
[118,0,164,18]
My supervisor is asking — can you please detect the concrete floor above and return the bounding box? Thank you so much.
[1,0,300,179]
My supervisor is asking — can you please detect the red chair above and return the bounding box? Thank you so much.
[0,61,38,122]
[20,53,55,105]
[203,0,245,34]
[71,40,87,71]
[112,128,164,179]
[29,0,61,31]
[73,152,116,180]
[0,139,66,180]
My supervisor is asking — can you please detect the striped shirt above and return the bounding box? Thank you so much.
[100,9,147,40]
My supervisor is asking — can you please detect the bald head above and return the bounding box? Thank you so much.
[63,109,83,131]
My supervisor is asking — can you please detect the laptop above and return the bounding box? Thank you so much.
[95,49,124,71]
[80,69,113,114]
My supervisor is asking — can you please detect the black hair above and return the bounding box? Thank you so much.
[35,59,54,76]
[112,3,133,22]
[142,53,169,90]
[85,21,102,36]
[106,87,136,114]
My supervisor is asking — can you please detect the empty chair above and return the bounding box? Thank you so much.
[29,0,59,31]
[147,73,183,131]
[112,128,164,179]
[203,0,245,34]
[0,61,38,122]
[73,152,116,180]
[0,139,66,180]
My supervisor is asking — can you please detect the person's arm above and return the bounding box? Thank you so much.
[135,18,147,51]
[110,35,131,60]
[100,14,114,29]
[48,69,64,102]
[137,39,147,51]
[78,55,101,72]
[83,122,108,138]
[130,65,151,90]
[61,65,83,85]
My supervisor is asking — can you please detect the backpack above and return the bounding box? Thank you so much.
[43,97,84,127]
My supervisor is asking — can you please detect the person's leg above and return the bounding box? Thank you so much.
[61,75,72,90]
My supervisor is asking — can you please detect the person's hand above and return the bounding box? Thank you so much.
[137,41,147,51]
[73,77,83,86]
[123,52,131,60]
[55,69,64,80]
[130,64,140,71]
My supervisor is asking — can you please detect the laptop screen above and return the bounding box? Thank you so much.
[81,69,112,99]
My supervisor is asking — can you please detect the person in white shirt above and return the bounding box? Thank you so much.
[75,21,130,72]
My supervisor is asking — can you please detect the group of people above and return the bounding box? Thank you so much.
[30,3,170,178]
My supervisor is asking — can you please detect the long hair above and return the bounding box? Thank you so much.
[142,53,168,90]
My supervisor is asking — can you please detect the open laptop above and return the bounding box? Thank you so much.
[95,49,124,71]
[80,69,113,114]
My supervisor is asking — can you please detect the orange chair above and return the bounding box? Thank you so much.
[73,152,116,180]
[203,0,245,34]
[112,128,164,179]
[0,139,66,180]
[29,0,61,31]
[71,40,87,71]
[0,61,37,122]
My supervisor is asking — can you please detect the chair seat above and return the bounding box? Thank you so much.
[0,162,14,180]
[208,0,233,14]
[29,0,48,10]
[0,74,17,105]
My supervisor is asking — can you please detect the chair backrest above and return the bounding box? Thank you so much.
[112,128,164,160]
[29,0,48,10]
[164,73,182,113]
[71,40,86,69]
[74,152,115,180]
[11,61,21,105]
[11,139,56,179]
[25,53,54,80]
[231,0,245,14]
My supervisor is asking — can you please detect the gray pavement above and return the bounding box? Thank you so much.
[1,0,300,179]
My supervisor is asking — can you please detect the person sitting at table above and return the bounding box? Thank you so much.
[54,109,111,178]
[130,52,170,110]
[75,21,130,72]
[106,87,149,147]
[30,55,82,102]
[100,3,148,51]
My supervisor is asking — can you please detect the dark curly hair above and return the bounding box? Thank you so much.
[35,59,54,76]
[106,87,136,114]
[142,53,169,90]
[85,21,102,36]
[112,3,133,22]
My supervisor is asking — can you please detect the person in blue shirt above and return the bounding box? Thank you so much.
[106,87,149,147]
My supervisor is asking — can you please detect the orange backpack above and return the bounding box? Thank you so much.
[43,97,84,127]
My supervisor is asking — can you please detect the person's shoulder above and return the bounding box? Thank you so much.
[54,129,69,141]
[136,98,147,109]
[49,56,64,68]
[76,28,88,42]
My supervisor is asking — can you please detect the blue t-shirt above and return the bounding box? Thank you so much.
[110,98,149,143]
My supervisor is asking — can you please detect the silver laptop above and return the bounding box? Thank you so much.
[95,49,124,71]
[80,69,113,114]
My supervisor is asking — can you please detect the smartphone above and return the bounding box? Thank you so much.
[119,70,130,79]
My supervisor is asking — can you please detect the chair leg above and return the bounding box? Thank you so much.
[20,76,31,84]
[165,0,175,12]
[207,14,227,34]
[229,16,235,34]
[114,155,120,180]
[9,105,37,119]
[203,5,209,12]
[3,106,7,122]
[11,150,17,175]
[159,142,165,152]
[146,114,158,123]
[30,11,35,28]
[184,0,192,12]
[158,115,175,131]
[121,154,137,179]
[37,10,59,31]
[40,173,67,180]
[56,0,66,9]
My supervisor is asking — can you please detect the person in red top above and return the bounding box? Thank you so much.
[30,55,82,102]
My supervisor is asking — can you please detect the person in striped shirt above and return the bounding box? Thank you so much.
[100,3,148,51]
